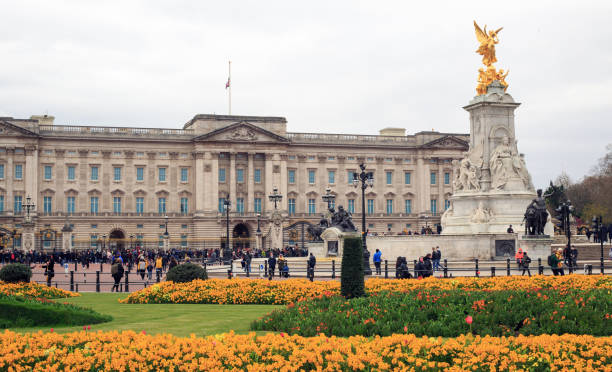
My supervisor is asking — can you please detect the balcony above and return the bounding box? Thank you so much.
[38,125,194,139]
[287,132,416,146]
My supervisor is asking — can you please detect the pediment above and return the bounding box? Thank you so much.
[0,120,39,138]
[421,135,469,149]
[193,121,289,143]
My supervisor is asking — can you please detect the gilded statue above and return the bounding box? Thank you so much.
[474,21,503,66]
[474,21,509,95]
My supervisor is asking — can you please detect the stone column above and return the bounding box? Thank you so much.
[438,165,444,213]
[209,152,219,213]
[54,150,66,212]
[264,153,273,211]
[194,151,205,214]
[229,152,236,207]
[279,154,288,210]
[6,147,14,215]
[78,150,89,213]
[247,152,254,212]
[25,145,38,210]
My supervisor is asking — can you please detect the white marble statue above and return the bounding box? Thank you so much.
[490,135,513,190]
[470,201,492,223]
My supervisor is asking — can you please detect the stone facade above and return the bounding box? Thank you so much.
[0,114,468,251]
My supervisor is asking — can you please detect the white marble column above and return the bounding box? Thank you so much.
[438,165,444,213]
[247,153,254,212]
[416,156,425,214]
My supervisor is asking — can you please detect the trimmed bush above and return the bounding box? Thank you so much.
[340,236,365,299]
[0,294,111,328]
[0,263,32,283]
[166,263,208,283]
[252,288,612,337]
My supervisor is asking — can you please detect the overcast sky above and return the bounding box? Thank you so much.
[1,0,611,187]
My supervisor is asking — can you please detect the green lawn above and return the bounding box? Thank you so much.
[9,293,280,337]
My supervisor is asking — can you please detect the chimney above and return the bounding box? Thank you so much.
[30,114,55,125]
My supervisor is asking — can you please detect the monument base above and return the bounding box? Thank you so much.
[318,227,360,258]
[517,235,553,261]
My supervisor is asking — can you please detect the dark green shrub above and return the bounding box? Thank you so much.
[0,263,32,283]
[340,236,366,299]
[166,263,208,283]
[0,294,112,328]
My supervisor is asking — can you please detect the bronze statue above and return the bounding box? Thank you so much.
[525,189,550,235]
[331,205,357,232]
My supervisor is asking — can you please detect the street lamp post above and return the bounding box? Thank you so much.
[223,198,231,260]
[322,187,336,211]
[256,213,262,250]
[353,163,374,275]
[591,215,604,274]
[556,200,573,255]
[268,186,283,210]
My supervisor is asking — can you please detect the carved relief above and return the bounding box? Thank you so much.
[225,127,257,141]
[470,201,493,223]
[489,135,534,191]
[453,156,481,192]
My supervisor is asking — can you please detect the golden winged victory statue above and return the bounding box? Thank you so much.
[474,20,509,95]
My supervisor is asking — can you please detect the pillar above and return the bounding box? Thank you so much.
[264,153,273,211]
[194,151,205,214]
[6,147,14,215]
[229,152,236,206]
[247,152,254,212]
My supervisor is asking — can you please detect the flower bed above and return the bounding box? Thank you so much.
[252,289,612,337]
[0,281,78,299]
[1,330,610,371]
[121,276,612,305]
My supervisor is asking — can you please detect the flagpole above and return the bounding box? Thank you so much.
[228,60,232,115]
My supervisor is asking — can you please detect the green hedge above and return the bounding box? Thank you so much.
[0,263,32,283]
[340,236,365,299]
[166,263,208,283]
[0,294,112,328]
[252,288,612,337]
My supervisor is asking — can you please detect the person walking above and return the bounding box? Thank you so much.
[137,256,146,280]
[168,256,178,271]
[146,259,154,281]
[111,258,124,292]
[267,252,276,280]
[521,251,532,277]
[373,249,382,275]
[155,256,163,281]
[423,253,433,277]
[415,257,425,279]
[548,251,559,276]
[42,255,55,286]
[570,245,578,273]
[307,253,316,281]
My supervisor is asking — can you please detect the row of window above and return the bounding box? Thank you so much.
[0,194,451,215]
[218,168,261,183]
[283,170,451,186]
[0,164,23,179]
[36,165,190,183]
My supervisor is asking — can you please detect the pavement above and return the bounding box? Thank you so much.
[21,257,611,293]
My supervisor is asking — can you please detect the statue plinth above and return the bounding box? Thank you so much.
[320,227,360,258]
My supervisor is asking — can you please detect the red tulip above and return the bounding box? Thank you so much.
[142,330,146,335]
[465,315,473,324]
[87,325,91,330]
[50,328,54,332]
[83,326,87,330]
[403,326,408,332]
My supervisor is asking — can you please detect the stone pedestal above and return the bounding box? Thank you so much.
[518,235,553,261]
[61,219,73,252]
[22,221,35,252]
[307,242,325,257]
[269,211,284,250]
[163,235,170,252]
[321,227,360,258]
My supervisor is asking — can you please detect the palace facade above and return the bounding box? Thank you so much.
[0,114,468,251]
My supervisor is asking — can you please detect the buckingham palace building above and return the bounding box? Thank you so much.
[0,113,468,251]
